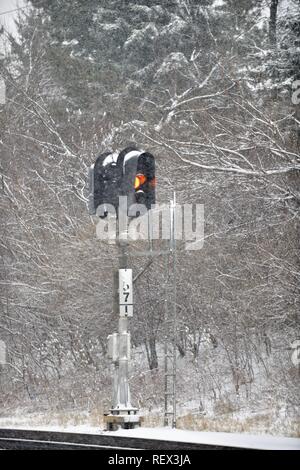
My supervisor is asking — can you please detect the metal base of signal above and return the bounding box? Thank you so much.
[104,408,143,431]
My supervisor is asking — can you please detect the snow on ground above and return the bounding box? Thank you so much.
[108,427,300,450]
[0,422,101,436]
[0,415,299,450]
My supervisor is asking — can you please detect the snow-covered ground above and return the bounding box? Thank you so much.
[110,427,300,450]
[0,417,299,450]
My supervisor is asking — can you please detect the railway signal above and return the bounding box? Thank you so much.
[121,150,156,212]
[87,146,156,430]
[88,151,121,217]
[88,147,155,217]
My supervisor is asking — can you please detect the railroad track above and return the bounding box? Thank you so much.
[0,428,239,450]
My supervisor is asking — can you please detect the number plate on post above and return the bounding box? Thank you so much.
[119,269,133,317]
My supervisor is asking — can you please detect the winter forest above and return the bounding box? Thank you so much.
[0,0,299,435]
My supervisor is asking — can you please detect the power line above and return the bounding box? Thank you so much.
[0,2,47,18]
[0,7,28,17]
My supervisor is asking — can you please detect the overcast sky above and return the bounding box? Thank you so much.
[0,0,25,36]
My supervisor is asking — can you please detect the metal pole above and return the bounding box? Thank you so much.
[105,214,141,429]
[171,193,177,428]
[116,221,130,410]
[163,194,178,428]
[117,316,130,408]
[163,249,170,426]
